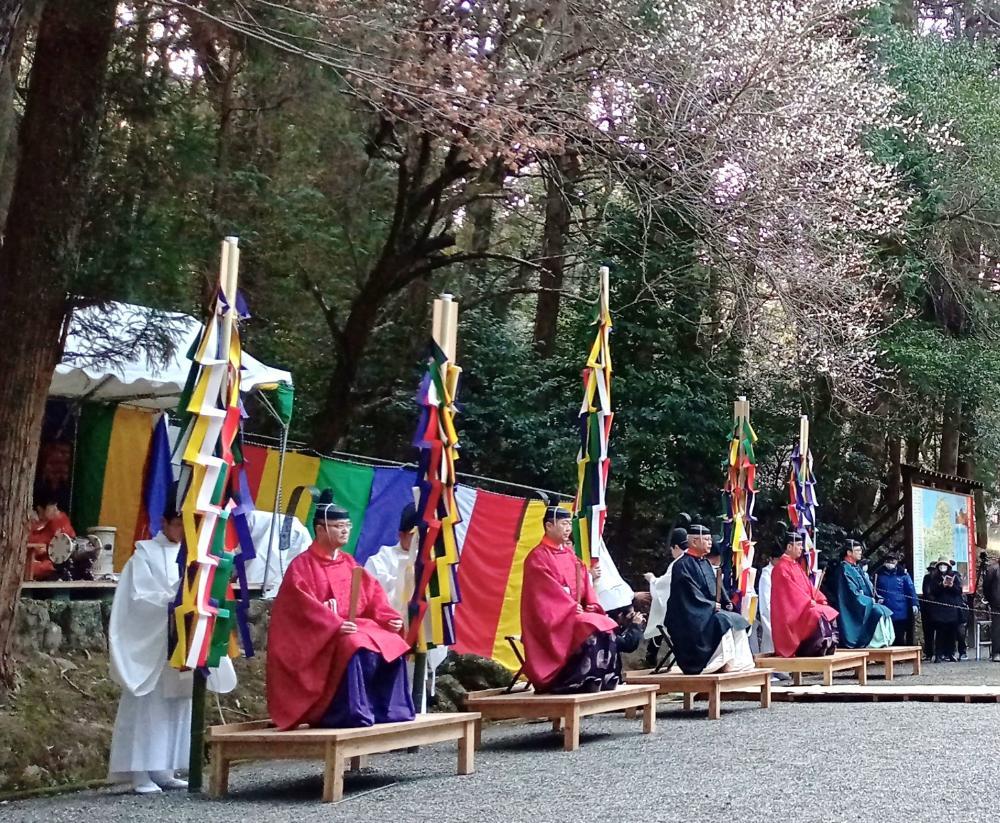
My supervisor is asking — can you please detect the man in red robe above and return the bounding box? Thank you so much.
[267,497,415,730]
[770,530,839,657]
[519,505,619,693]
[27,493,75,580]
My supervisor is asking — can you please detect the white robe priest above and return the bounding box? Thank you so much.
[108,518,236,794]
[364,505,446,710]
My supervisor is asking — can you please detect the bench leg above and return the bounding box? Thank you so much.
[349,755,368,772]
[624,707,637,720]
[458,720,475,775]
[564,706,581,752]
[822,667,833,687]
[474,719,483,750]
[884,658,894,682]
[682,692,695,711]
[323,743,345,803]
[913,655,922,676]
[857,663,867,686]
[643,692,656,734]
[792,671,804,687]
[760,677,771,709]
[209,747,229,798]
[708,684,721,720]
[551,717,563,733]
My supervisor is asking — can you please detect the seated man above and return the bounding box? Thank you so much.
[519,505,619,693]
[267,495,415,729]
[834,540,895,649]
[770,530,839,657]
[364,502,446,711]
[642,525,688,667]
[26,493,75,580]
[665,524,754,674]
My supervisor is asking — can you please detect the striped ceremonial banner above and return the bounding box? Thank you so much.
[241,445,576,670]
[72,403,156,570]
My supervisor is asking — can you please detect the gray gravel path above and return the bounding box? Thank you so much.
[7,669,1000,823]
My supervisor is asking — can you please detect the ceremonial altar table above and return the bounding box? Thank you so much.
[207,713,479,802]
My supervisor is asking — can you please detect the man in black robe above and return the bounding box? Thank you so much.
[665,524,753,674]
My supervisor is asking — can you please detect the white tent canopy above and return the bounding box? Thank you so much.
[50,302,292,409]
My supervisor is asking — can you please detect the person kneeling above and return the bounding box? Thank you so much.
[267,496,415,730]
[520,505,620,693]
[665,524,754,674]
[834,540,894,649]
[770,529,839,657]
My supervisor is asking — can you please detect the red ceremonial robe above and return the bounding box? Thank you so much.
[519,537,616,690]
[770,555,839,658]
[29,512,75,580]
[267,545,410,730]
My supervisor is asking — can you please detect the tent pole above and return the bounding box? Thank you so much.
[261,422,289,595]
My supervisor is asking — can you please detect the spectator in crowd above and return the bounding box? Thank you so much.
[874,554,918,646]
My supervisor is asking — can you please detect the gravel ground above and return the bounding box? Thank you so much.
[7,664,1000,823]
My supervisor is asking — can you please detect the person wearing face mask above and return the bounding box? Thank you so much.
[874,554,918,646]
[833,540,894,649]
[266,491,414,729]
[926,558,963,663]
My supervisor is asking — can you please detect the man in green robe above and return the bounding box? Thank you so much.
[834,540,894,649]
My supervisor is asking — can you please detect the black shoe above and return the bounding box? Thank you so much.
[945,656,957,662]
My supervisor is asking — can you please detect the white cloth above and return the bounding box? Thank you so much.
[108,533,237,781]
[365,542,447,711]
[644,562,675,640]
[594,545,634,612]
[700,629,755,674]
[757,564,775,655]
[243,510,311,598]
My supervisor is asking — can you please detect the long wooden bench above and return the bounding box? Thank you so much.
[863,646,922,681]
[206,713,479,802]
[625,667,774,720]
[755,649,868,686]
[463,683,658,752]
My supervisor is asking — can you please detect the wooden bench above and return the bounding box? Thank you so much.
[206,713,479,802]
[863,646,922,680]
[625,667,774,720]
[755,649,869,686]
[463,683,658,752]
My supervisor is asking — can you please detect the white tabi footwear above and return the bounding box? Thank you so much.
[150,770,188,790]
[131,772,162,795]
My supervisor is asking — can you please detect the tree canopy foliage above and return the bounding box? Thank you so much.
[6,0,1000,608]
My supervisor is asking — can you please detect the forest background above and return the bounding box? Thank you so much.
[2,0,1000,684]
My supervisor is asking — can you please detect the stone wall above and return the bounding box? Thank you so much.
[14,598,273,656]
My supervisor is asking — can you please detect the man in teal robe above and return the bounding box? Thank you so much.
[835,540,894,649]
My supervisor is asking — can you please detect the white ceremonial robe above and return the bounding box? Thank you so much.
[593,544,634,613]
[243,510,311,598]
[108,532,237,781]
[644,562,675,640]
[365,542,447,711]
[701,628,755,674]
[757,563,776,655]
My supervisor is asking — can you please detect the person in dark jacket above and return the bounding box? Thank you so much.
[920,563,937,661]
[983,555,1000,663]
[927,558,964,662]
[874,554,918,646]
[608,604,646,654]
